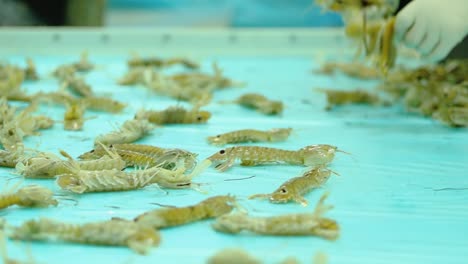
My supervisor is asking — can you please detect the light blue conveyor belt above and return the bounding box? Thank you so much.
[0,29,467,264]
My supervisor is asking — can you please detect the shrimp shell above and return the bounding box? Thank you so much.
[94,119,155,145]
[11,218,160,255]
[207,144,338,172]
[135,106,211,124]
[249,167,333,206]
[135,195,236,229]
[212,193,339,240]
[207,128,292,146]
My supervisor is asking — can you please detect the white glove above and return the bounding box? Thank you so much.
[395,0,468,61]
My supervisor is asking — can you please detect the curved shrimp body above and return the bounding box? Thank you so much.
[207,145,337,172]
[0,185,58,209]
[135,195,236,229]
[212,193,339,240]
[11,218,160,255]
[207,128,292,146]
[236,93,283,115]
[249,167,333,206]
[135,106,211,124]
[94,119,155,145]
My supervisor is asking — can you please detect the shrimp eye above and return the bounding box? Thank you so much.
[196,116,202,121]
[8,130,14,136]
[280,188,287,193]
[219,150,225,154]
[216,135,220,138]
[90,149,95,153]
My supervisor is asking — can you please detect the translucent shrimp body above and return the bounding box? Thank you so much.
[207,128,292,146]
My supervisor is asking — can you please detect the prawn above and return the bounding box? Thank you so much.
[316,88,386,110]
[135,106,211,124]
[134,195,236,229]
[207,248,261,264]
[78,144,197,170]
[212,193,339,240]
[0,185,58,209]
[94,119,155,145]
[315,61,380,80]
[249,167,335,206]
[225,93,283,115]
[10,218,159,255]
[206,145,341,172]
[16,147,125,179]
[80,96,126,113]
[0,149,22,168]
[56,159,210,193]
[24,58,39,81]
[63,101,86,131]
[62,75,93,97]
[207,128,292,146]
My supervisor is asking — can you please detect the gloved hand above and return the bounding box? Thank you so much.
[395,0,468,61]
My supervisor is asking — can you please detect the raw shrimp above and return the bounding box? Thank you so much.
[11,218,159,255]
[375,17,396,75]
[315,62,380,80]
[0,149,21,168]
[94,119,155,145]
[80,96,126,113]
[316,88,386,110]
[135,106,211,124]
[56,159,210,193]
[16,148,126,179]
[0,122,24,152]
[433,106,468,127]
[78,144,197,170]
[72,52,94,72]
[135,195,236,229]
[207,128,292,146]
[62,75,93,97]
[228,93,283,115]
[0,185,58,209]
[206,248,261,264]
[63,102,86,131]
[249,167,334,206]
[118,67,148,85]
[24,58,39,81]
[206,145,340,172]
[127,56,198,69]
[212,193,339,240]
